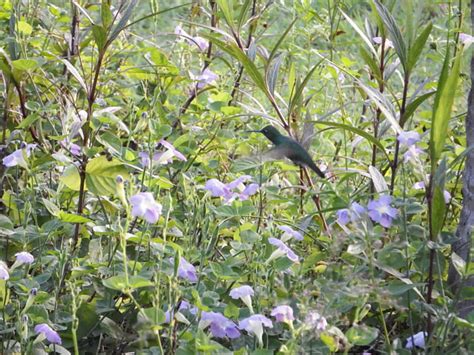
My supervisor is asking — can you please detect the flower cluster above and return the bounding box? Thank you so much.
[205,175,259,203]
[176,257,198,283]
[200,311,240,339]
[397,130,425,163]
[337,195,398,228]
[130,192,162,224]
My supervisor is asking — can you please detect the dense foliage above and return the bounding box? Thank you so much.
[0,0,473,353]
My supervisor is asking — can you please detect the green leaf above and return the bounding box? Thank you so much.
[451,252,467,277]
[288,62,322,118]
[339,9,377,57]
[206,34,269,98]
[11,59,37,71]
[359,46,382,84]
[142,307,167,324]
[61,59,87,92]
[431,166,447,238]
[320,332,338,352]
[92,25,107,51]
[430,49,462,164]
[17,113,40,129]
[17,21,32,35]
[407,22,432,72]
[314,121,390,161]
[108,0,138,44]
[267,18,296,65]
[42,198,60,216]
[214,204,255,217]
[346,324,379,346]
[85,156,130,196]
[373,0,407,72]
[103,275,152,291]
[236,0,251,31]
[101,0,113,29]
[266,54,283,96]
[369,165,388,193]
[60,164,81,191]
[216,0,234,29]
[58,212,93,224]
[402,91,435,126]
[357,80,402,133]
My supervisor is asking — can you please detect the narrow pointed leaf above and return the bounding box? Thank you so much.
[430,49,462,164]
[268,18,297,65]
[266,54,284,96]
[340,9,378,57]
[216,0,234,29]
[373,0,407,72]
[109,0,138,44]
[61,59,87,92]
[407,22,432,72]
[401,91,435,126]
[236,0,251,31]
[314,121,390,160]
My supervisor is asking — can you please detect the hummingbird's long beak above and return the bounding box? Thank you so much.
[245,130,262,133]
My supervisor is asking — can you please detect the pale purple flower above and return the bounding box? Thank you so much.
[0,262,9,280]
[373,36,394,49]
[305,311,327,330]
[227,175,252,190]
[239,314,273,346]
[139,151,151,167]
[159,140,187,162]
[460,33,474,47]
[413,181,451,203]
[175,25,186,36]
[164,301,195,324]
[444,190,452,203]
[271,305,294,323]
[240,183,259,200]
[397,131,420,147]
[336,209,351,225]
[15,251,34,264]
[403,146,424,163]
[337,202,366,226]
[191,36,209,51]
[405,331,427,349]
[3,144,36,168]
[175,25,209,51]
[34,323,62,344]
[70,143,81,156]
[205,179,232,199]
[267,238,299,263]
[177,257,197,283]
[200,311,240,339]
[230,285,254,312]
[130,192,162,224]
[413,181,425,190]
[278,225,303,241]
[205,176,258,203]
[60,139,81,156]
[196,68,218,89]
[367,195,398,228]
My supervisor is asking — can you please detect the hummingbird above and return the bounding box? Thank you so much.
[248,125,325,178]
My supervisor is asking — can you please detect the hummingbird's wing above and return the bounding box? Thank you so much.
[300,117,315,150]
